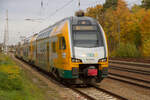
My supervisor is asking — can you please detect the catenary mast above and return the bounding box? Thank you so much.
[3,9,9,53]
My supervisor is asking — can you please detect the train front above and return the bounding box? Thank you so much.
[70,17,108,84]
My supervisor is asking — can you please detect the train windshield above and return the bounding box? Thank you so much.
[73,26,104,48]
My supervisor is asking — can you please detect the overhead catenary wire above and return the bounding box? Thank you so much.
[48,0,74,18]
[44,0,139,21]
[29,0,74,30]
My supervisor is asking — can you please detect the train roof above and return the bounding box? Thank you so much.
[39,16,97,33]
[22,33,38,44]
[36,16,98,40]
[37,29,52,40]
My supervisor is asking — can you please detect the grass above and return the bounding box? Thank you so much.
[0,53,62,100]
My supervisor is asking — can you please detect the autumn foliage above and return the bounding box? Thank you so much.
[140,10,150,57]
[85,0,150,58]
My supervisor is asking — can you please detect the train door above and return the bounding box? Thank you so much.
[46,39,50,71]
[49,37,59,72]
[59,36,67,67]
[35,41,38,65]
[49,39,52,72]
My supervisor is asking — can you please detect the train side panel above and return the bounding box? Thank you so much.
[36,38,49,71]
[51,21,74,78]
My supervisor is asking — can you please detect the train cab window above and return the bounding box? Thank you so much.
[52,42,56,52]
[59,37,66,50]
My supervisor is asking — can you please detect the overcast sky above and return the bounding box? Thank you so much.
[0,0,141,45]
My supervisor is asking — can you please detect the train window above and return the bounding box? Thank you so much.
[59,37,66,50]
[73,31,104,47]
[59,38,61,49]
[52,42,56,52]
[78,20,91,25]
[62,37,66,50]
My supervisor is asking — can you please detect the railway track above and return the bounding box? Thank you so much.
[69,85,127,100]
[67,86,96,100]
[108,60,150,90]
[110,65,150,75]
[109,60,150,68]
[109,73,150,84]
[91,85,128,100]
[11,55,127,100]
[108,73,150,89]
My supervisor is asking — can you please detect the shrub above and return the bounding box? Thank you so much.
[141,38,150,57]
[114,42,141,58]
[0,54,47,100]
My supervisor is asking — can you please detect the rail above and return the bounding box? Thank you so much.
[108,75,150,89]
[110,65,150,75]
[109,60,150,68]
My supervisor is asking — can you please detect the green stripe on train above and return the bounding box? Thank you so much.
[58,68,78,79]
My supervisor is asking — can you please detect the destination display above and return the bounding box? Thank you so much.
[73,25,97,30]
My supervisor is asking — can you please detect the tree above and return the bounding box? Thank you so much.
[103,8,117,52]
[140,10,150,57]
[142,0,150,9]
[128,6,147,48]
[100,0,130,52]
[103,0,118,11]
[112,0,130,43]
[85,5,103,25]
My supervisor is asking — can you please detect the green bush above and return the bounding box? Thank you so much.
[0,54,23,91]
[0,54,46,100]
[114,42,141,58]
[0,72,23,91]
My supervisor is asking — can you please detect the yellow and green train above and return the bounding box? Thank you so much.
[15,16,109,84]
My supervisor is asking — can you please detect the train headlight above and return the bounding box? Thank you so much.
[98,58,107,62]
[71,58,82,63]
